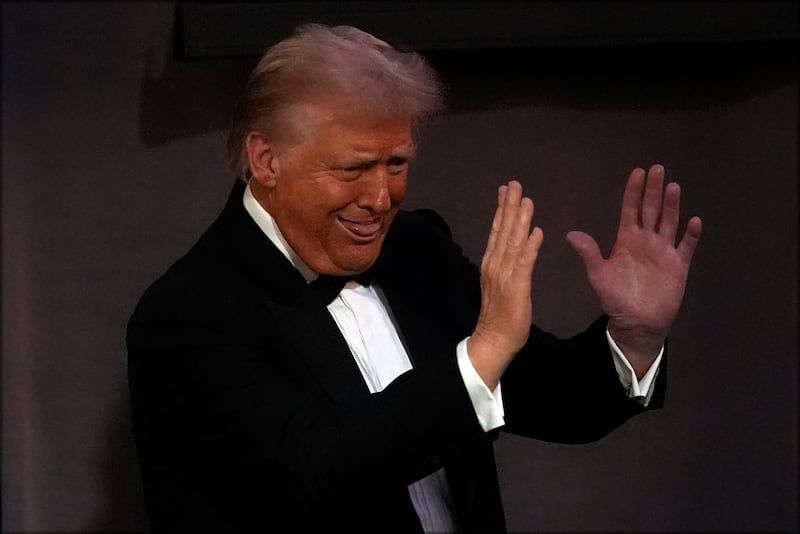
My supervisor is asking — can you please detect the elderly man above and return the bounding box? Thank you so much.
[127,23,701,533]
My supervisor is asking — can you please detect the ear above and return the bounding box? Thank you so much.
[245,131,280,188]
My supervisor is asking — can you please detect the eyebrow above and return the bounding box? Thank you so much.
[395,144,417,160]
[346,145,417,167]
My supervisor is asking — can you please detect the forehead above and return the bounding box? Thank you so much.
[295,100,416,155]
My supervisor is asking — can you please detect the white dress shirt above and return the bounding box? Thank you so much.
[242,182,661,532]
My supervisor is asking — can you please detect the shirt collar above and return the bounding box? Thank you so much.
[242,181,318,283]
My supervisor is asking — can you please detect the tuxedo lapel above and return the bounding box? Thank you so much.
[265,297,372,404]
[371,220,466,368]
[216,180,371,406]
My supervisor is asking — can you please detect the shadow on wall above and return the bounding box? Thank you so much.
[428,41,797,113]
[138,47,254,147]
[137,39,797,148]
[88,391,149,533]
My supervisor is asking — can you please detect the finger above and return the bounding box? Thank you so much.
[641,164,665,230]
[482,184,508,270]
[502,180,523,232]
[619,167,646,231]
[519,225,544,272]
[565,230,604,272]
[659,182,681,243]
[506,196,534,261]
[488,181,523,271]
[676,215,702,263]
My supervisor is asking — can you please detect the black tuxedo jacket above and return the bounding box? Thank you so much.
[127,179,665,532]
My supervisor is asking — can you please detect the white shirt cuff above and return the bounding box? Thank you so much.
[606,328,663,406]
[456,337,505,432]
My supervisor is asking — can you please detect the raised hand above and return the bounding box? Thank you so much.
[468,181,544,389]
[566,164,702,376]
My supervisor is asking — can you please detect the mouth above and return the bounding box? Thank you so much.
[338,216,383,242]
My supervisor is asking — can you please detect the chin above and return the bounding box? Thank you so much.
[337,251,380,274]
[343,260,376,274]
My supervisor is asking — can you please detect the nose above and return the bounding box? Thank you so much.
[357,167,392,212]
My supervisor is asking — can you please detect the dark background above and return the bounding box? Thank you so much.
[2,2,797,532]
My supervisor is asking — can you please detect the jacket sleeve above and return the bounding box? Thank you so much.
[393,209,667,445]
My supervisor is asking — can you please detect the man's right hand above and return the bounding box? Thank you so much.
[468,180,543,390]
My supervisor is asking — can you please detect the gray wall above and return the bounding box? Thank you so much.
[2,2,797,532]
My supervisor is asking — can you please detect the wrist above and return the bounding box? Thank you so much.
[466,332,515,390]
[607,322,664,376]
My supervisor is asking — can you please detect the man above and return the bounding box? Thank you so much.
[127,24,701,532]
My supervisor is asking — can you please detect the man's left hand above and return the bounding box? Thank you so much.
[565,164,702,376]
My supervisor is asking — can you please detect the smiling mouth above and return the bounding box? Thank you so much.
[338,217,382,241]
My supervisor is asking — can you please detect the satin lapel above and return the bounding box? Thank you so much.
[370,252,445,366]
[369,210,480,368]
[217,180,371,406]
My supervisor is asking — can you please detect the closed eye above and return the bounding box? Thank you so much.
[386,156,408,175]
[340,165,364,180]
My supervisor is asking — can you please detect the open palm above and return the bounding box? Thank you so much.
[566,165,702,367]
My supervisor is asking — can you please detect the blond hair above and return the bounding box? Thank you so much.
[226,24,445,179]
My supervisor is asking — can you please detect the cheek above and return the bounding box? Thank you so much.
[389,175,408,204]
[275,190,331,240]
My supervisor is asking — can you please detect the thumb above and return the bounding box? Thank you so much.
[565,230,604,271]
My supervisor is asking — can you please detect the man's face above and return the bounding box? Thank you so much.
[257,103,415,276]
